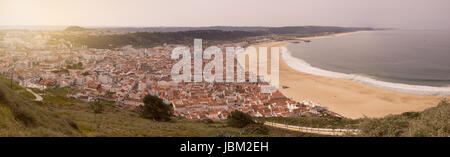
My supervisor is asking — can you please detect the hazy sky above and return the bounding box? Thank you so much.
[1,0,450,29]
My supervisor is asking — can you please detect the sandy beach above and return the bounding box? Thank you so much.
[250,32,448,119]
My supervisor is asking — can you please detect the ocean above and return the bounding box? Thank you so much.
[284,30,450,96]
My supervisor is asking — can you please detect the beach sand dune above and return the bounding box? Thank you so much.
[251,41,448,119]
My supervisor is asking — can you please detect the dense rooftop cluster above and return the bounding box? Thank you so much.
[0,30,337,120]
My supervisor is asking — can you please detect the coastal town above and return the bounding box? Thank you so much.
[0,30,337,120]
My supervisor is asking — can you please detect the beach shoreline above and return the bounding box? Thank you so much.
[250,31,448,119]
[297,30,368,40]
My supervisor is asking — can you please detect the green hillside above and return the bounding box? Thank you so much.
[0,78,239,136]
[2,75,447,137]
[260,99,449,137]
[0,78,78,136]
[358,99,449,137]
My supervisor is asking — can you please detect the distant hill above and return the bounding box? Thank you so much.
[64,26,88,32]
[52,26,375,49]
[100,26,269,32]
[100,26,375,33]
[53,30,262,49]
[265,26,374,35]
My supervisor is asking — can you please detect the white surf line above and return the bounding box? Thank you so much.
[263,121,360,136]
[280,47,450,96]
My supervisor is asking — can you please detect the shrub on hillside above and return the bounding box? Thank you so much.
[11,107,37,127]
[227,110,255,128]
[90,100,105,114]
[202,119,214,124]
[359,99,450,137]
[140,94,173,121]
[244,123,269,135]
[90,99,105,128]
[0,90,7,104]
[408,99,450,137]
[359,115,409,137]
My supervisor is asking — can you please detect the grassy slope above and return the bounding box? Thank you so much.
[41,87,321,137]
[358,99,449,137]
[0,78,243,136]
[3,75,446,137]
[261,99,449,137]
[33,87,245,137]
[1,76,318,137]
[258,116,361,129]
[0,77,36,100]
[0,79,78,136]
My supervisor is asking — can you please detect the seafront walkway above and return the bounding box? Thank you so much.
[263,121,360,136]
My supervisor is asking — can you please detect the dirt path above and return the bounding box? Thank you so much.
[27,88,43,101]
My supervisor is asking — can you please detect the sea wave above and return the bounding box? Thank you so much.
[281,47,450,96]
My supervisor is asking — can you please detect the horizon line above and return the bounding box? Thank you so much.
[0,25,377,28]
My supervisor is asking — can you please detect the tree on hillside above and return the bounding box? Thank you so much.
[90,99,105,128]
[0,89,7,104]
[140,94,173,121]
[227,110,255,128]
